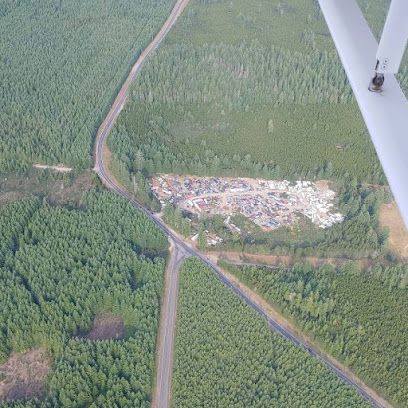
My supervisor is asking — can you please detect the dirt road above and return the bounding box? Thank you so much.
[33,164,72,173]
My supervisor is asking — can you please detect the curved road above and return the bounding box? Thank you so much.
[93,1,391,407]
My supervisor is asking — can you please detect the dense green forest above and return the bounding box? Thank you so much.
[109,0,408,191]
[224,261,408,406]
[172,258,369,407]
[0,191,168,406]
[0,0,175,173]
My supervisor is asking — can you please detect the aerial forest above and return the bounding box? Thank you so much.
[0,191,168,406]
[109,0,408,193]
[224,261,408,406]
[171,258,369,407]
[0,0,175,173]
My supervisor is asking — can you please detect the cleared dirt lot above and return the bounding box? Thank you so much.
[85,313,125,341]
[0,191,24,205]
[0,348,50,402]
[0,170,95,207]
[380,202,408,259]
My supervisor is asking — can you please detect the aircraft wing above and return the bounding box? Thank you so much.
[318,0,408,228]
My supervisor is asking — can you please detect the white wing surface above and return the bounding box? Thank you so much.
[318,0,408,228]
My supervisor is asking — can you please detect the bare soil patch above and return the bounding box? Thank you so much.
[380,202,408,259]
[315,179,330,191]
[102,142,113,173]
[0,170,95,206]
[48,171,95,205]
[85,314,125,341]
[0,348,50,402]
[33,164,72,173]
[207,251,372,269]
[0,191,24,206]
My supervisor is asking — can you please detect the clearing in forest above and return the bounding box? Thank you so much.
[0,170,96,206]
[0,192,24,206]
[33,164,72,173]
[380,202,408,258]
[85,314,125,341]
[0,348,51,402]
[207,250,373,270]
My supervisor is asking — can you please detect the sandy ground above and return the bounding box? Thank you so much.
[0,348,50,402]
[380,202,408,259]
[102,142,113,176]
[315,180,331,190]
[85,314,125,341]
[99,141,129,193]
[33,164,72,172]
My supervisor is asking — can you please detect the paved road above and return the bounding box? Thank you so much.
[153,242,187,408]
[92,1,390,407]
[93,0,190,167]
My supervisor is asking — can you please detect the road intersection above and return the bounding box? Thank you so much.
[93,1,390,407]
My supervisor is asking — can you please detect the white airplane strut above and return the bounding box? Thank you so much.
[318,0,408,228]
[370,0,408,91]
